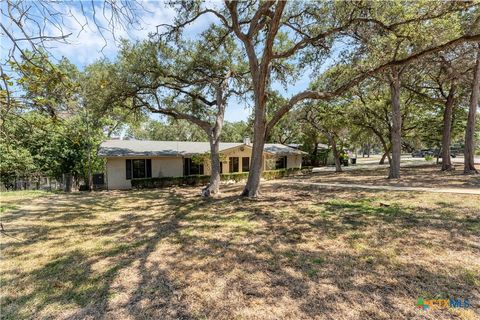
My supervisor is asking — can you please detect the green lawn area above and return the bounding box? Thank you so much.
[1,184,479,319]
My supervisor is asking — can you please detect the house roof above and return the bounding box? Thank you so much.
[98,140,307,157]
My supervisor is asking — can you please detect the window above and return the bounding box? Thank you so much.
[133,159,145,178]
[275,156,287,169]
[126,159,152,179]
[229,157,239,172]
[242,157,250,172]
[184,158,204,175]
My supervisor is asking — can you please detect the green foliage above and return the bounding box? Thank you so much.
[11,53,80,117]
[220,172,250,183]
[190,153,208,166]
[267,94,303,144]
[0,143,36,183]
[1,54,138,188]
[115,24,248,127]
[126,119,207,141]
[1,110,92,183]
[262,168,301,180]
[3,1,477,191]
[131,175,211,189]
[127,118,253,143]
[220,121,251,142]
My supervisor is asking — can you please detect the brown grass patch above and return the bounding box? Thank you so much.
[305,164,480,189]
[1,184,479,319]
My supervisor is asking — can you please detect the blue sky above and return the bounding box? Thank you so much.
[1,0,315,122]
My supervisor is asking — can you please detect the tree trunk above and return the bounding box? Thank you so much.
[371,129,390,165]
[64,173,72,192]
[202,86,226,197]
[242,83,267,197]
[328,134,342,173]
[87,148,94,191]
[388,68,402,179]
[241,120,266,197]
[379,142,391,165]
[312,142,319,166]
[464,47,480,174]
[332,145,342,172]
[202,137,221,197]
[379,151,388,165]
[441,83,456,170]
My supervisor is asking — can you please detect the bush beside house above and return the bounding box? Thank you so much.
[131,167,311,189]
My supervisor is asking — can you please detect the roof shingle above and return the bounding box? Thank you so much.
[98,140,306,157]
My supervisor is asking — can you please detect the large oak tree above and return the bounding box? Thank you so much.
[115,27,248,196]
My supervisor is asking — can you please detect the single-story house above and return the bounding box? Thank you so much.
[98,139,306,189]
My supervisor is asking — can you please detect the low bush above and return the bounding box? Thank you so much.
[131,175,210,189]
[131,167,305,189]
[262,168,289,180]
[220,172,249,182]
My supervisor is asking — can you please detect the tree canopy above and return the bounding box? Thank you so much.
[1,0,479,194]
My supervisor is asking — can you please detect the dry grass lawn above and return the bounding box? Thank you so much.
[1,182,479,319]
[307,164,480,189]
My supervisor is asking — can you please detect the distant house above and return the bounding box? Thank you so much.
[98,139,306,189]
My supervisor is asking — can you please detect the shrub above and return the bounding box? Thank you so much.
[262,169,287,180]
[131,175,211,189]
[131,168,304,189]
[221,172,249,182]
[425,155,434,161]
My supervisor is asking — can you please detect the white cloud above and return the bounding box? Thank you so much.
[0,0,252,121]
[1,0,223,67]
[40,1,180,67]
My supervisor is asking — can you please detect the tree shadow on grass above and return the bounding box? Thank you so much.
[1,190,200,319]
[1,186,479,319]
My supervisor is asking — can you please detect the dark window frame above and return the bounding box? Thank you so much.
[126,159,152,180]
[132,159,146,179]
[183,158,204,176]
[275,156,287,169]
[229,157,239,173]
[242,157,250,172]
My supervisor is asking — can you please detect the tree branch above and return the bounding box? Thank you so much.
[266,33,480,134]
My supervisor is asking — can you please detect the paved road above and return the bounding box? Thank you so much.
[271,180,480,195]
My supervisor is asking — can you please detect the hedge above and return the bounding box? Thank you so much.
[131,175,210,189]
[220,172,249,182]
[131,167,308,189]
